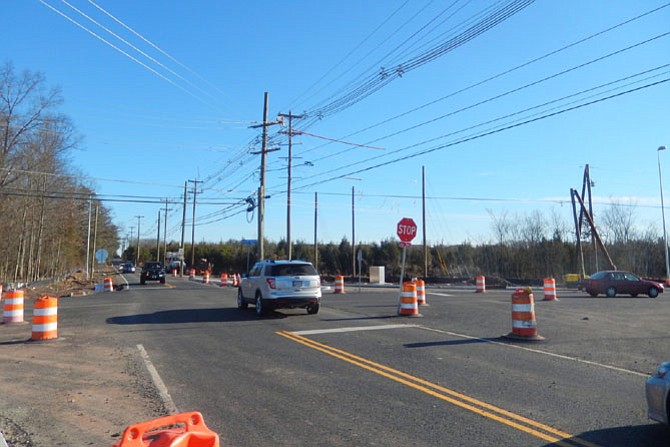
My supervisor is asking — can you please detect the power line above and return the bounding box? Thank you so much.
[293,77,670,191]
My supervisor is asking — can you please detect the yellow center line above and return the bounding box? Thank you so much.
[277,330,602,447]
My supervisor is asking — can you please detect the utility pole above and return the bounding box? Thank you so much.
[129,227,134,261]
[351,186,355,277]
[85,195,92,280]
[135,215,144,265]
[314,192,318,268]
[180,181,187,276]
[91,205,99,276]
[278,110,305,260]
[163,199,172,266]
[188,179,203,268]
[156,210,161,261]
[422,166,428,279]
[250,92,281,260]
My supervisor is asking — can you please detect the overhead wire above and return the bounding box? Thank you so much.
[281,28,670,187]
[294,1,670,160]
[291,76,670,191]
[84,0,246,116]
[302,0,535,122]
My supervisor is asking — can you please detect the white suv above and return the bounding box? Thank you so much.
[238,260,321,316]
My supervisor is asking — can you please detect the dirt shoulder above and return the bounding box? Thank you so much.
[0,272,167,447]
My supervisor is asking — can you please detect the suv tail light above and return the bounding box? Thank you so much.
[266,278,276,289]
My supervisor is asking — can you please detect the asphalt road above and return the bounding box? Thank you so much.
[57,274,670,446]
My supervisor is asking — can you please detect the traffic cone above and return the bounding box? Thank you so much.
[504,287,544,341]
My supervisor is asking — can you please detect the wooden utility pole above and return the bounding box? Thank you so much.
[180,181,187,276]
[250,92,281,260]
[278,111,305,260]
[135,215,144,265]
[156,210,161,261]
[314,192,318,267]
[163,199,172,266]
[188,179,203,267]
[351,186,355,277]
[422,166,428,279]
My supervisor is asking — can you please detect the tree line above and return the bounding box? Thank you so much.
[0,62,118,285]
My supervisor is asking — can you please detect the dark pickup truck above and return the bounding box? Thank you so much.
[140,261,166,285]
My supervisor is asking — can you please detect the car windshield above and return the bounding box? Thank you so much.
[266,264,317,276]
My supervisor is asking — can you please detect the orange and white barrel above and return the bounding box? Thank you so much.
[543,278,557,301]
[220,273,228,286]
[334,275,345,294]
[415,279,426,305]
[3,289,24,323]
[475,276,486,293]
[398,282,420,316]
[103,277,114,292]
[203,272,210,284]
[507,288,543,340]
[31,296,58,341]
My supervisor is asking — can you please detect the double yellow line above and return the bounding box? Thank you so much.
[277,331,601,447]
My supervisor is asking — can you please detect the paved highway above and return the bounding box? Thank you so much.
[57,274,670,446]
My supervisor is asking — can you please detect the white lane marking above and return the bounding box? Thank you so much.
[418,327,649,378]
[292,324,420,335]
[136,344,179,414]
[428,292,453,297]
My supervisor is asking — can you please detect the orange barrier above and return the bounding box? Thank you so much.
[505,288,543,341]
[203,273,210,284]
[542,277,557,301]
[113,411,219,447]
[104,277,114,292]
[220,273,228,285]
[3,289,24,324]
[334,275,345,294]
[31,296,58,341]
[475,276,486,293]
[415,279,426,305]
[398,282,420,316]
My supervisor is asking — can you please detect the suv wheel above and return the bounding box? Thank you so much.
[307,303,319,315]
[255,293,265,316]
[237,289,248,309]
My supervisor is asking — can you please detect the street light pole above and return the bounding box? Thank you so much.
[657,145,669,282]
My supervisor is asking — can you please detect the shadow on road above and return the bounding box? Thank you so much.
[540,423,669,447]
[404,337,501,348]
[106,307,287,325]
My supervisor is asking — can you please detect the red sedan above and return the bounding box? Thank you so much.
[580,270,664,298]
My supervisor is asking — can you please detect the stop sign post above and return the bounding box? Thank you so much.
[396,217,417,304]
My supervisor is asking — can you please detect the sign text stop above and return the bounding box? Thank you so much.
[397,217,417,242]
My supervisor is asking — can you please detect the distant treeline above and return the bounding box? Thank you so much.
[126,233,667,284]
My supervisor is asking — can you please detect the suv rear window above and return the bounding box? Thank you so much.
[266,264,317,276]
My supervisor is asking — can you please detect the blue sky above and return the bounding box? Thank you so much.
[3,1,669,248]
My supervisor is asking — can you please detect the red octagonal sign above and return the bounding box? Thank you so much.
[397,217,417,242]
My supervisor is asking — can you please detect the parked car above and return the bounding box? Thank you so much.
[140,261,166,285]
[238,260,321,316]
[121,262,135,273]
[580,270,664,298]
[646,361,670,424]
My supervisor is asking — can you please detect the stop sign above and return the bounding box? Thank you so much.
[397,217,417,242]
